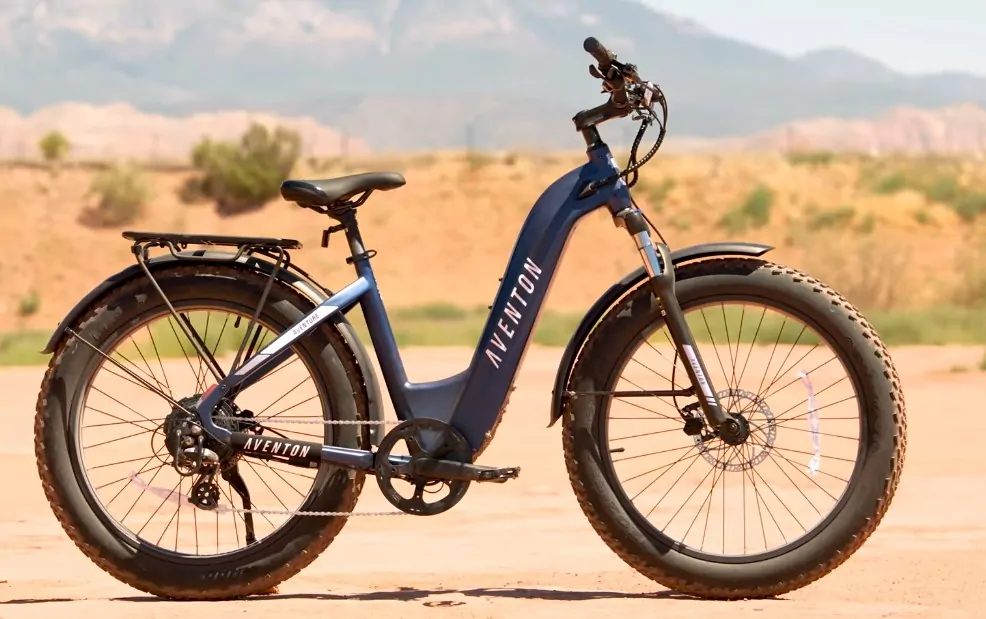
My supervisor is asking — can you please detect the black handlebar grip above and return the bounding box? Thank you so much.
[583,37,615,69]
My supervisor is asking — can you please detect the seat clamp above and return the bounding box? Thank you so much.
[346,249,378,265]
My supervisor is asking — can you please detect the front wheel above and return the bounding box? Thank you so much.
[562,258,906,598]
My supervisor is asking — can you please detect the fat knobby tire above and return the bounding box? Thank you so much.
[34,265,371,600]
[561,258,907,599]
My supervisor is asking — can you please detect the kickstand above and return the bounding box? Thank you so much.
[222,463,257,545]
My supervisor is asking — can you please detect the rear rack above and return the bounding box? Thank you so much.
[122,230,301,386]
[121,231,303,250]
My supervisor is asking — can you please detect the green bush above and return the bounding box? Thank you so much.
[718,184,775,233]
[464,151,496,172]
[925,175,962,203]
[951,238,986,308]
[17,291,40,318]
[806,205,855,231]
[861,163,986,224]
[38,130,71,164]
[636,177,676,213]
[787,150,834,167]
[951,191,986,223]
[871,172,907,194]
[185,123,301,215]
[84,163,150,227]
[718,210,748,234]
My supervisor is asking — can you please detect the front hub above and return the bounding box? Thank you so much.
[718,414,751,446]
[693,388,777,471]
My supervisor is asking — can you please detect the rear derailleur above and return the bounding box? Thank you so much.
[160,395,260,543]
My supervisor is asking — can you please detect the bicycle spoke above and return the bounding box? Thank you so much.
[604,298,861,558]
[75,303,330,559]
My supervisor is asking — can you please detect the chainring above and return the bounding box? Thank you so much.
[374,418,472,516]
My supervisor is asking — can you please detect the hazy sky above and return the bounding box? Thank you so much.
[640,0,982,76]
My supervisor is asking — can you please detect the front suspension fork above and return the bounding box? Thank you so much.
[616,208,737,434]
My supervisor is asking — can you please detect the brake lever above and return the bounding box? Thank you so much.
[640,81,655,108]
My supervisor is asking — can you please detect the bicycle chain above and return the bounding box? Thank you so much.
[210,415,409,518]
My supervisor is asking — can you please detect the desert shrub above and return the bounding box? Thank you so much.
[855,212,877,234]
[635,177,675,213]
[951,236,986,308]
[83,163,150,227]
[862,160,986,223]
[951,191,986,223]
[38,130,71,164]
[924,175,962,203]
[718,210,747,234]
[17,291,40,317]
[667,213,691,231]
[806,205,855,231]
[465,151,496,172]
[184,123,301,215]
[794,230,913,310]
[410,153,438,168]
[787,150,834,167]
[718,184,774,233]
[871,171,907,194]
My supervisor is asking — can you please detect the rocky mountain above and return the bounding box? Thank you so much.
[0,102,370,160]
[2,0,986,151]
[664,104,986,155]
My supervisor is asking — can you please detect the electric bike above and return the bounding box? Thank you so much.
[34,37,906,600]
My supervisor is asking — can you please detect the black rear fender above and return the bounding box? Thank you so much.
[41,251,387,445]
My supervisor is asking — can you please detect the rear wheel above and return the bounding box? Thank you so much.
[562,258,906,598]
[34,264,370,600]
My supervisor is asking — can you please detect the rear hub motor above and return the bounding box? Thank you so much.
[161,395,260,475]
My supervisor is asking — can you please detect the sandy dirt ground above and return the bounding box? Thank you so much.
[0,345,983,618]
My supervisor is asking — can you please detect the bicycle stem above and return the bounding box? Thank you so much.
[614,207,733,431]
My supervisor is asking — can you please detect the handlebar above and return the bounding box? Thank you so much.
[572,36,670,197]
[583,37,616,71]
[573,36,662,132]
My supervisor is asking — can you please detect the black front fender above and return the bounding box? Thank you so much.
[41,251,388,445]
[548,241,774,428]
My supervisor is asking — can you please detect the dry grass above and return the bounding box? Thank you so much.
[2,150,986,337]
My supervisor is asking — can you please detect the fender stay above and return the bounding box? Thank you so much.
[548,241,774,428]
[41,251,388,445]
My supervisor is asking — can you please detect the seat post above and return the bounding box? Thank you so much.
[337,209,375,279]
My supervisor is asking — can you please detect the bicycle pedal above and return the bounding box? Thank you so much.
[475,466,521,483]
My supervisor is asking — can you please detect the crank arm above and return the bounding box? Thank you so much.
[407,457,521,484]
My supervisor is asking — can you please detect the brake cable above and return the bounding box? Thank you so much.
[594,83,671,245]
[623,86,669,189]
[582,81,669,196]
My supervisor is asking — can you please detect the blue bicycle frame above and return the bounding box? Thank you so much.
[192,130,729,471]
